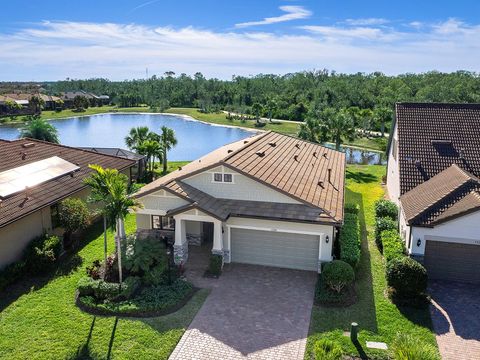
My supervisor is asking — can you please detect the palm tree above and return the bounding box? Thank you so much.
[84,165,120,265]
[266,98,277,123]
[324,109,356,150]
[85,165,141,285]
[138,139,162,173]
[251,102,263,124]
[298,118,322,143]
[373,106,393,137]
[159,126,177,174]
[125,126,152,151]
[20,118,59,143]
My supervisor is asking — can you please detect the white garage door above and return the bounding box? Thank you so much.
[230,228,319,271]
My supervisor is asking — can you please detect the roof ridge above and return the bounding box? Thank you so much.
[222,131,271,162]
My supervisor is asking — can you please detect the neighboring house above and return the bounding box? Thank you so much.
[0,139,135,269]
[387,103,480,284]
[37,94,62,111]
[134,131,346,273]
[62,91,108,107]
[78,147,146,181]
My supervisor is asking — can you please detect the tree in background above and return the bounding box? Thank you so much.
[58,198,90,248]
[358,108,374,134]
[298,118,322,143]
[159,126,177,174]
[125,126,152,151]
[251,102,263,124]
[20,118,59,143]
[4,99,22,121]
[73,95,89,112]
[29,95,44,114]
[324,109,356,150]
[266,98,277,123]
[138,139,162,173]
[373,106,393,137]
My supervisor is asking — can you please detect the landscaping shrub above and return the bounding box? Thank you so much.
[321,260,355,293]
[58,198,90,243]
[77,277,120,300]
[381,230,405,263]
[392,333,440,360]
[386,257,428,299]
[24,234,62,273]
[142,263,168,286]
[374,199,398,220]
[339,213,361,268]
[374,217,398,249]
[123,235,167,276]
[344,202,359,215]
[313,338,343,360]
[119,276,142,299]
[86,260,101,279]
[207,254,223,276]
[0,260,26,291]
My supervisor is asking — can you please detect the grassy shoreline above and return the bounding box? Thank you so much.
[1,106,385,151]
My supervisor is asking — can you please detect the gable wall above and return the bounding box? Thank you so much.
[183,165,300,204]
[137,189,189,215]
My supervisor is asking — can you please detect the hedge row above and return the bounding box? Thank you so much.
[374,199,398,220]
[339,213,361,268]
[381,230,405,263]
[374,217,398,250]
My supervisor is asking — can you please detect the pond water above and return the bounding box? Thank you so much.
[0,113,386,164]
[0,113,254,161]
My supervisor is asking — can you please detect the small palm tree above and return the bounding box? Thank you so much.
[20,118,59,143]
[138,139,162,173]
[324,109,356,150]
[125,126,152,151]
[298,118,322,143]
[159,126,177,174]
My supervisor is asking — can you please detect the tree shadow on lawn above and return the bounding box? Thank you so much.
[0,221,104,313]
[346,169,377,184]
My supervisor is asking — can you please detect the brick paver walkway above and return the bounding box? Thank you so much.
[429,281,480,360]
[170,263,316,360]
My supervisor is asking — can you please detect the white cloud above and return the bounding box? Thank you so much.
[345,18,389,26]
[235,6,311,28]
[0,19,479,81]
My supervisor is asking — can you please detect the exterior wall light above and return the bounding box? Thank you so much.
[417,238,422,247]
[325,235,330,243]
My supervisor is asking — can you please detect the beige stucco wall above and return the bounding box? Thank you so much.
[0,208,52,269]
[183,165,300,204]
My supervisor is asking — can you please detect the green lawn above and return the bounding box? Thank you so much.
[153,161,190,177]
[306,165,437,359]
[0,215,208,359]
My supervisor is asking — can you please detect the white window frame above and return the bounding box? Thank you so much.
[211,169,235,184]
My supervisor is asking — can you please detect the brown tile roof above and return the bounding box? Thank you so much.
[396,103,480,195]
[0,139,135,228]
[136,131,346,224]
[400,164,480,226]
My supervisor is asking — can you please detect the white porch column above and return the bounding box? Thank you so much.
[173,216,188,265]
[211,220,224,259]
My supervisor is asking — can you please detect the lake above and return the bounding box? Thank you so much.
[0,113,386,164]
[0,113,254,161]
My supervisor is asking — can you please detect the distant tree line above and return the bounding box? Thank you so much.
[44,70,480,130]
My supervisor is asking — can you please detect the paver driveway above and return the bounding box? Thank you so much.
[170,263,317,360]
[429,280,480,360]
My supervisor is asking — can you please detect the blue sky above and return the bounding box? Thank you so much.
[0,0,479,80]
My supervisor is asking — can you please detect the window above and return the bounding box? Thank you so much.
[212,172,234,183]
[152,215,175,230]
[223,173,233,183]
[213,173,223,182]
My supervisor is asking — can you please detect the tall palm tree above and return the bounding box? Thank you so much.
[85,165,141,285]
[324,109,356,150]
[125,126,152,151]
[159,126,177,174]
[20,118,59,143]
[84,165,119,265]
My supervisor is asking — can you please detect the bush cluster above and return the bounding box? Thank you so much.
[77,276,142,301]
[313,339,343,360]
[344,203,359,215]
[374,199,398,220]
[339,213,361,268]
[374,217,398,250]
[386,257,428,299]
[322,260,355,294]
[381,230,405,263]
[208,254,223,276]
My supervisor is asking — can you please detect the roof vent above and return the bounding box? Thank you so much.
[323,152,328,159]
[293,155,299,161]
[327,168,332,183]
[256,151,265,157]
[415,160,422,167]
[244,140,249,144]
[227,149,233,153]
[21,152,27,160]
[22,143,35,148]
[313,152,317,158]
[318,181,324,188]
[178,167,182,170]
[295,143,300,149]
[268,142,277,147]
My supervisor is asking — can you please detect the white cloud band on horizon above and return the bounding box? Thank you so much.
[235,5,312,28]
[0,19,479,81]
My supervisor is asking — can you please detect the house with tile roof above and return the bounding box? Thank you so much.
[387,103,480,284]
[134,131,346,273]
[0,139,136,268]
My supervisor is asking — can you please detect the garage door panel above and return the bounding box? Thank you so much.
[231,228,319,271]
[425,240,480,284]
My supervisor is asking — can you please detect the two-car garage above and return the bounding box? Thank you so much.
[424,240,480,284]
[230,228,320,272]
